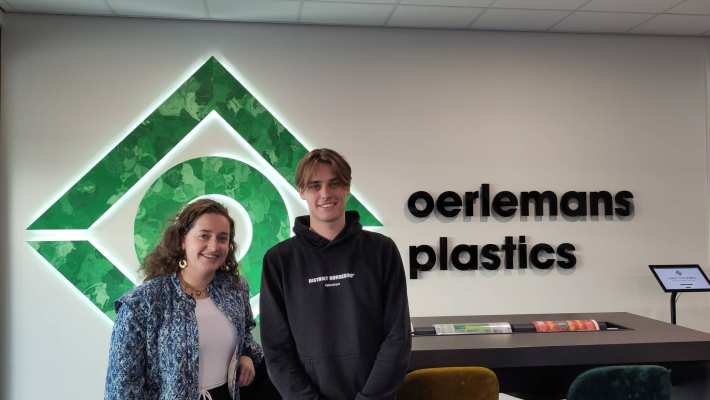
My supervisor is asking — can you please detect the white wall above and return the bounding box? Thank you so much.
[3,14,710,400]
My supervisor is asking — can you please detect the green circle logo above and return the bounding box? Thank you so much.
[27,56,381,321]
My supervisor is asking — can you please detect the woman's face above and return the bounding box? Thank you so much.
[181,213,231,276]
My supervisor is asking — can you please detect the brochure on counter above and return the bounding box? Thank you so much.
[432,322,513,335]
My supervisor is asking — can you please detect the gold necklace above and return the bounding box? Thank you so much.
[178,272,209,299]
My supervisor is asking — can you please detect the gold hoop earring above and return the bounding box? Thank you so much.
[179,259,187,269]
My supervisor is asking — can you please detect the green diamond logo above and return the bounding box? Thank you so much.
[27,57,381,321]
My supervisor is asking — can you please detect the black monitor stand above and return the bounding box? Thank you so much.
[670,291,678,325]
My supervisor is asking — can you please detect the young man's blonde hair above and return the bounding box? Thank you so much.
[295,148,352,191]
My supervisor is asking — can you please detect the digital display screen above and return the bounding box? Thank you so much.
[649,265,710,292]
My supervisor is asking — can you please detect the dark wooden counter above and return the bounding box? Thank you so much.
[411,313,710,399]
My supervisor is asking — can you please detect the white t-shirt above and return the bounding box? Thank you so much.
[195,296,238,390]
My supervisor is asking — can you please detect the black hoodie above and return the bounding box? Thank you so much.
[260,211,411,400]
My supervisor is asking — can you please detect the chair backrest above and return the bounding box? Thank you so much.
[398,366,499,400]
[567,365,671,400]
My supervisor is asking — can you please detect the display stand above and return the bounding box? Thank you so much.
[649,264,710,325]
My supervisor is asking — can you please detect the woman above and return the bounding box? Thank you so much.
[105,199,271,400]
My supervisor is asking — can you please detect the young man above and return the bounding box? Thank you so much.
[260,148,411,400]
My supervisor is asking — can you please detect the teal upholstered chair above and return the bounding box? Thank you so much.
[567,365,671,400]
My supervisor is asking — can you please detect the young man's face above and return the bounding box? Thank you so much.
[299,162,350,226]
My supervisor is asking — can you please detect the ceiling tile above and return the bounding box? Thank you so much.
[668,0,710,15]
[472,8,569,30]
[552,11,652,32]
[5,0,113,14]
[301,2,394,26]
[401,0,494,6]
[491,0,588,10]
[107,0,207,19]
[632,13,710,34]
[388,5,483,28]
[206,0,299,22]
[314,0,396,3]
[582,0,681,13]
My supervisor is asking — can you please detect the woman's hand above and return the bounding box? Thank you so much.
[238,355,255,386]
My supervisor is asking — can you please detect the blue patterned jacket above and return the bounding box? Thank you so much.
[104,271,263,400]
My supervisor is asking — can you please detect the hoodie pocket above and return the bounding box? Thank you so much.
[304,354,375,399]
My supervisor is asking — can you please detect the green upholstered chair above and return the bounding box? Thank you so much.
[398,367,499,400]
[567,365,671,400]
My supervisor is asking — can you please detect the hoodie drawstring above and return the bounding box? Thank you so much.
[198,388,214,400]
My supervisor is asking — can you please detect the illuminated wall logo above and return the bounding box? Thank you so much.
[27,57,381,321]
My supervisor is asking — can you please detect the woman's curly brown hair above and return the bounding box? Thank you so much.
[141,199,240,282]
